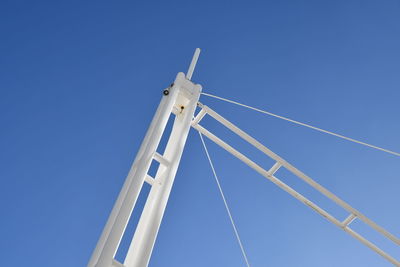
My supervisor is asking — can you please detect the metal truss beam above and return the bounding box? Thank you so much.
[192,103,400,266]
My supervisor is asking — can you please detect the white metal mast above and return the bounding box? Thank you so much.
[88,49,202,267]
[89,49,399,266]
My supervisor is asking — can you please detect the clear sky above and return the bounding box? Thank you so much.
[1,1,400,266]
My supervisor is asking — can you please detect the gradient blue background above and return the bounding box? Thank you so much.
[1,1,400,266]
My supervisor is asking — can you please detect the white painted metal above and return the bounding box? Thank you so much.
[89,50,202,267]
[145,175,155,186]
[192,104,400,266]
[154,152,170,167]
[186,48,200,80]
[342,213,357,227]
[268,162,282,175]
[112,259,124,267]
[195,104,400,245]
[124,79,201,267]
[89,48,399,266]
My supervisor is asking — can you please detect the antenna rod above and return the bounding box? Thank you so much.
[186,48,201,80]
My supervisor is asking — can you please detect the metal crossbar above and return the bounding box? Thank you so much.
[191,103,400,266]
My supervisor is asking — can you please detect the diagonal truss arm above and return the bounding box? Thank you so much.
[191,103,400,266]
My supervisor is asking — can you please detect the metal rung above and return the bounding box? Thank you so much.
[342,213,357,227]
[172,105,180,115]
[192,108,207,125]
[154,152,169,166]
[112,259,124,267]
[268,162,282,175]
[145,175,155,186]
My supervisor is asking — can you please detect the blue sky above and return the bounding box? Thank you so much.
[1,1,400,266]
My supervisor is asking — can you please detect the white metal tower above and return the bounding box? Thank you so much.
[88,49,202,267]
[88,49,400,267]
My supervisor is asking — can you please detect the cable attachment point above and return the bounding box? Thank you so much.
[163,83,175,96]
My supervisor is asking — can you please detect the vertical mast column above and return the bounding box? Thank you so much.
[89,76,181,267]
[89,48,202,267]
[124,75,201,267]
